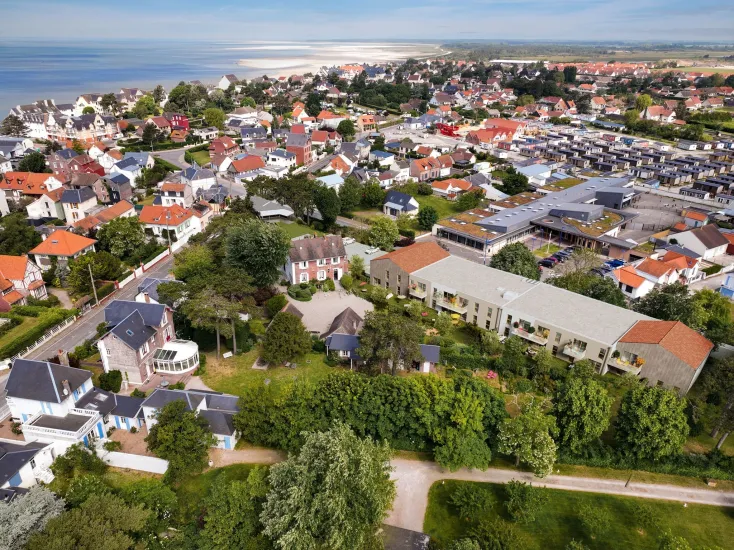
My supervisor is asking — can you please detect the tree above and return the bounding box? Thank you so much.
[314,185,341,226]
[635,94,653,112]
[201,467,270,549]
[554,377,612,453]
[471,518,529,550]
[448,540,482,550]
[531,347,554,377]
[491,242,540,280]
[240,96,257,108]
[350,255,365,277]
[624,109,641,127]
[337,119,356,141]
[500,335,527,376]
[67,251,123,295]
[226,218,290,287]
[17,151,49,173]
[675,101,688,121]
[455,189,483,211]
[362,180,386,207]
[141,123,160,149]
[552,273,627,307]
[82,106,96,115]
[357,311,424,375]
[692,288,734,346]
[172,243,216,282]
[499,170,529,196]
[152,85,166,105]
[563,66,577,83]
[0,213,41,255]
[262,311,312,365]
[578,504,610,540]
[615,385,689,461]
[26,494,150,550]
[369,216,400,251]
[182,288,239,360]
[0,486,65,549]
[566,541,590,550]
[504,481,548,523]
[132,95,157,119]
[417,206,439,230]
[145,400,216,483]
[305,93,322,117]
[479,329,502,356]
[0,114,29,136]
[434,311,454,335]
[96,217,146,259]
[98,370,122,393]
[634,283,706,331]
[338,176,363,213]
[497,401,558,477]
[65,474,111,507]
[204,107,226,130]
[118,479,177,532]
[261,423,395,550]
[71,139,85,154]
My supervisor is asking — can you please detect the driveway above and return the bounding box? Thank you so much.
[286,291,374,335]
[154,148,190,169]
[386,459,734,532]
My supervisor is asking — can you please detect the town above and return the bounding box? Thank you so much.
[1,48,734,550]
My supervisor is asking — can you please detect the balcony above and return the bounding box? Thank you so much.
[612,357,642,375]
[511,326,549,346]
[562,344,587,360]
[22,412,100,443]
[409,286,427,299]
[434,297,468,314]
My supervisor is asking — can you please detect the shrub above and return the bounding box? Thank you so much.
[95,281,116,300]
[253,286,276,305]
[168,382,185,390]
[0,308,76,359]
[130,426,138,434]
[312,337,326,353]
[27,294,61,308]
[398,228,415,239]
[103,440,122,452]
[323,278,336,291]
[504,481,548,523]
[194,354,207,376]
[266,294,288,317]
[130,388,147,398]
[450,483,494,523]
[11,422,22,435]
[98,370,122,393]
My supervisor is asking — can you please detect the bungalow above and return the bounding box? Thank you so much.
[517,163,552,187]
[667,224,728,260]
[0,255,47,311]
[29,230,96,271]
[139,204,200,244]
[240,126,268,143]
[383,190,419,218]
[432,178,473,200]
[193,127,219,141]
[369,150,395,167]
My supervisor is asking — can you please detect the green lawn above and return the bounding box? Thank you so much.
[138,195,156,206]
[532,243,561,258]
[424,480,734,550]
[277,221,323,239]
[0,316,42,350]
[415,194,463,219]
[189,150,211,166]
[201,347,337,397]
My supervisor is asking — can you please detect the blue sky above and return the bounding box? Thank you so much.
[1,0,733,41]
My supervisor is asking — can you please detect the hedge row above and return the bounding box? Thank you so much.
[0,315,22,338]
[0,308,77,359]
[96,282,116,300]
[9,305,49,317]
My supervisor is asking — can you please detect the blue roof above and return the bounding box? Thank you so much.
[115,157,139,170]
[318,174,345,188]
[384,190,418,211]
[109,311,156,351]
[372,150,394,159]
[269,149,295,159]
[325,334,360,353]
[109,173,130,185]
[420,344,440,364]
[137,277,179,302]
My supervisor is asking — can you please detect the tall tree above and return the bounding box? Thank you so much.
[635,93,653,112]
[314,185,341,227]
[633,283,706,331]
[0,487,65,549]
[210,267,256,354]
[0,114,29,136]
[145,400,216,483]
[338,176,363,213]
[182,288,239,360]
[615,385,689,461]
[497,401,558,477]
[204,107,226,130]
[553,377,612,453]
[369,216,400,251]
[357,311,423,375]
[417,205,439,230]
[152,85,166,105]
[133,95,157,118]
[172,243,216,282]
[226,218,290,287]
[17,151,49,173]
[96,217,146,259]
[261,423,395,550]
[0,213,41,255]
[490,242,540,280]
[262,311,312,365]
[337,119,356,141]
[66,251,123,295]
[361,180,385,208]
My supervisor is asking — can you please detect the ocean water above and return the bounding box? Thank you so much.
[0,39,437,114]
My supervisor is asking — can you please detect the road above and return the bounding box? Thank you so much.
[27,255,175,361]
[336,216,370,230]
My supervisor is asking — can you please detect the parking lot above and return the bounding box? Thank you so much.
[617,192,697,243]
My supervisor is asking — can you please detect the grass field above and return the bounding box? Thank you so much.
[277,221,323,239]
[662,66,734,75]
[0,316,42,350]
[201,347,336,396]
[532,243,561,258]
[415,194,463,219]
[189,150,211,166]
[424,480,734,550]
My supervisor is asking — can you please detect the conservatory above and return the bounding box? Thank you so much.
[152,340,200,374]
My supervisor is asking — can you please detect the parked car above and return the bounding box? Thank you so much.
[551,254,566,263]
[543,256,559,264]
[539,259,556,268]
[605,259,625,268]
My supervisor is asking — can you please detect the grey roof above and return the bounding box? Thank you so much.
[112,394,145,418]
[6,359,91,403]
[142,389,206,411]
[325,333,360,353]
[269,149,295,159]
[0,441,48,488]
[286,133,310,147]
[289,235,346,262]
[322,307,363,338]
[382,524,430,550]
[199,410,235,436]
[250,195,294,216]
[689,224,728,249]
[384,190,418,211]
[73,387,118,415]
[137,277,178,303]
[123,152,151,167]
[182,166,215,181]
[114,157,139,170]
[57,149,78,160]
[282,302,304,319]
[420,344,440,364]
[240,127,267,138]
[109,173,130,185]
[104,300,166,327]
[109,310,156,350]
[205,394,239,413]
[61,187,96,204]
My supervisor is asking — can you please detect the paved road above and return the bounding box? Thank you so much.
[154,147,190,170]
[336,216,370,230]
[27,255,175,360]
[386,459,734,532]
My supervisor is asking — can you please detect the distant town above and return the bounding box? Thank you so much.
[1,53,734,550]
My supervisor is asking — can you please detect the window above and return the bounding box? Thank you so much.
[598,348,607,360]
[339,350,349,358]
[106,347,111,356]
[487,307,492,319]
[317,259,327,267]
[317,270,326,281]
[331,257,339,264]
[485,319,492,330]
[300,272,309,283]
[373,278,381,286]
[506,315,512,326]
[300,261,308,269]
[474,303,479,313]
[386,270,391,282]
[552,345,559,355]
[625,284,633,293]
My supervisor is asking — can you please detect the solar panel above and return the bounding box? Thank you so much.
[153,349,178,361]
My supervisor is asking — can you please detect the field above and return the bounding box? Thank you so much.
[0,315,42,350]
[659,66,734,75]
[189,150,211,166]
[276,221,323,239]
[424,480,734,550]
[414,194,463,219]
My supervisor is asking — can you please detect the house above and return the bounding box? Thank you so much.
[311,130,342,149]
[106,174,134,203]
[240,126,268,143]
[0,255,47,311]
[369,150,395,167]
[383,190,419,218]
[5,359,105,453]
[70,173,108,203]
[25,188,65,221]
[608,265,660,300]
[250,196,294,220]
[667,224,729,260]
[123,152,155,170]
[229,156,267,182]
[517,164,552,187]
[286,235,348,283]
[409,157,442,182]
[0,172,64,204]
[164,112,189,130]
[159,182,193,208]
[29,230,96,271]
[217,74,239,90]
[141,389,239,449]
[0,440,55,490]
[193,127,219,141]
[61,187,97,223]
[431,178,473,200]
[316,111,345,130]
[209,136,240,158]
[170,129,189,143]
[139,204,199,244]
[328,155,354,177]
[135,277,180,305]
[73,388,144,432]
[660,249,702,285]
[67,154,105,177]
[48,150,76,182]
[317,174,345,191]
[682,210,708,228]
[286,133,313,166]
[73,200,136,233]
[357,114,377,133]
[111,157,143,185]
[97,299,179,386]
[323,308,364,368]
[267,149,297,168]
[370,242,450,297]
[180,166,217,194]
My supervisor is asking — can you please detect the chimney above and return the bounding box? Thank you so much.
[144,292,150,303]
[58,349,69,366]
[61,379,71,397]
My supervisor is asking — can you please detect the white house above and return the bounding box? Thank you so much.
[110,157,143,186]
[26,190,65,221]
[194,127,219,141]
[217,74,239,91]
[267,149,297,169]
[61,187,97,224]
[383,190,419,218]
[369,150,395,167]
[668,224,729,260]
[517,163,553,187]
[608,266,656,300]
[0,154,12,174]
[139,204,201,244]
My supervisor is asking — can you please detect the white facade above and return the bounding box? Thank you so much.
[62,194,97,223]
[26,194,65,220]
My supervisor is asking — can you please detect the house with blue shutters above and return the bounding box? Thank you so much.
[141,389,239,450]
[4,359,107,453]
[0,440,56,491]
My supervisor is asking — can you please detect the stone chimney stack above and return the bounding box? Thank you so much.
[61,379,71,398]
[144,292,150,303]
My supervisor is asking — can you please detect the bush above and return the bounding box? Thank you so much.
[71,339,97,361]
[323,278,335,291]
[168,382,186,390]
[10,305,47,317]
[130,426,138,434]
[339,274,353,290]
[312,336,326,353]
[11,422,22,435]
[0,308,76,359]
[703,265,722,276]
[95,281,116,300]
[253,286,277,305]
[194,354,207,376]
[266,294,288,317]
[398,228,415,239]
[27,294,61,308]
[98,370,122,392]
[103,440,122,452]
[130,389,147,399]
[0,315,22,338]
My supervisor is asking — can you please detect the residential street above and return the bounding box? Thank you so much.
[27,254,175,361]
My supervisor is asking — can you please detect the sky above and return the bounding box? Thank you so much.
[1,0,733,42]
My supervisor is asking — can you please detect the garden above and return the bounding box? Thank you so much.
[0,300,77,359]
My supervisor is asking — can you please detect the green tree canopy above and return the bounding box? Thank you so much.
[362,180,386,208]
[145,400,216,483]
[0,486,65,549]
[172,243,216,282]
[204,107,226,130]
[262,311,312,365]
[261,423,395,550]
[498,401,558,477]
[0,213,42,255]
[337,119,356,140]
[0,114,29,136]
[96,217,146,259]
[455,189,484,211]
[635,93,653,111]
[338,176,363,213]
[132,95,157,119]
[369,216,400,251]
[554,377,612,453]
[226,218,290,287]
[490,242,540,280]
[314,185,341,226]
[357,310,424,375]
[417,205,440,230]
[615,384,689,461]
[17,151,50,173]
[633,283,706,331]
[66,251,123,295]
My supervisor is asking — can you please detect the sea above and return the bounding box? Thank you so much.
[0,39,440,114]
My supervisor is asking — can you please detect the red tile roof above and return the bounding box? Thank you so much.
[0,255,29,280]
[139,204,194,226]
[372,242,450,274]
[230,156,266,173]
[620,320,713,369]
[30,230,96,257]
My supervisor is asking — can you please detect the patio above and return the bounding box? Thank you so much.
[119,372,193,396]
[109,426,154,457]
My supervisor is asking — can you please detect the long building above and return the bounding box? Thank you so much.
[371,243,712,395]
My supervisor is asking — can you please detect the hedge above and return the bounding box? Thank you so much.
[121,141,184,153]
[441,350,496,371]
[0,308,77,359]
[96,282,116,300]
[703,265,723,276]
[0,315,22,338]
[10,305,53,317]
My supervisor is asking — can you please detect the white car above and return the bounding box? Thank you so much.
[343,237,356,245]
